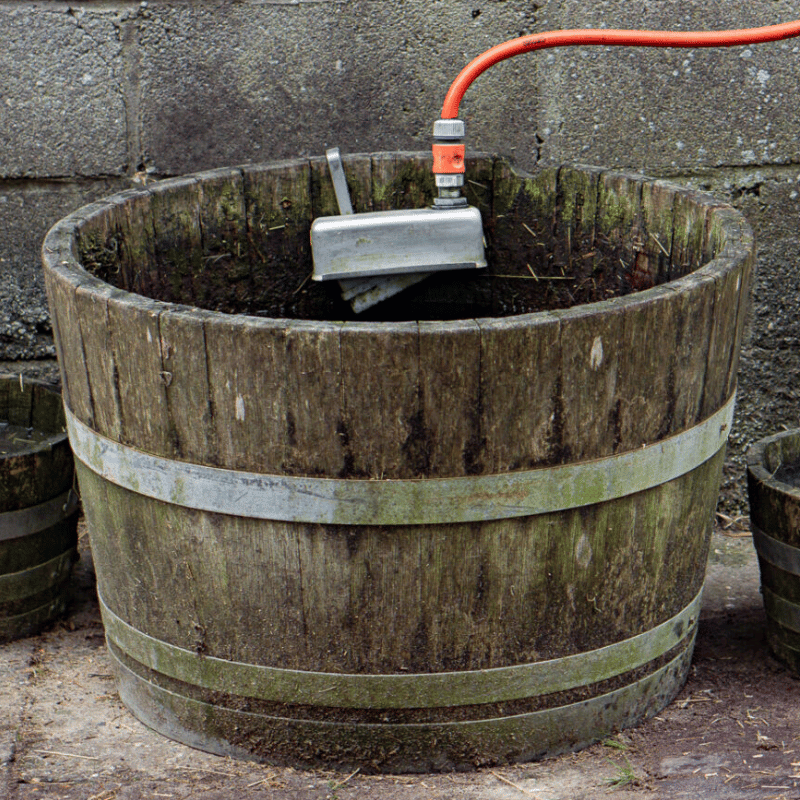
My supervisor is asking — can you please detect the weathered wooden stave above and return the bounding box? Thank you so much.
[43,154,754,770]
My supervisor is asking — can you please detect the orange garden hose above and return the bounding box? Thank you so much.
[440,20,800,119]
[432,19,800,189]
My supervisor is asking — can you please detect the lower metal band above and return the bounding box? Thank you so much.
[66,394,734,525]
[99,590,701,710]
[109,642,693,767]
[0,490,79,542]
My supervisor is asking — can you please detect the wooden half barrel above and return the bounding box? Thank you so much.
[747,430,800,673]
[0,376,79,641]
[42,154,754,771]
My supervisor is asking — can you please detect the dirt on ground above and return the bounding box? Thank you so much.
[3,517,800,800]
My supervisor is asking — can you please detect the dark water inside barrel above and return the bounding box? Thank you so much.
[775,458,800,489]
[0,422,63,456]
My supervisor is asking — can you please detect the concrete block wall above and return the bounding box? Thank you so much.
[2,0,799,512]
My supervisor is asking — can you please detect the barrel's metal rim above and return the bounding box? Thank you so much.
[99,589,701,710]
[752,525,800,577]
[0,489,79,542]
[66,395,734,526]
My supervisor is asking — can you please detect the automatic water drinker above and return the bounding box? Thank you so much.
[311,18,800,313]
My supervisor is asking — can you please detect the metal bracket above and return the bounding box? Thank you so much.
[325,148,354,216]
[317,148,437,313]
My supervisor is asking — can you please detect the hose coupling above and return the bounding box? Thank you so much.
[432,118,467,207]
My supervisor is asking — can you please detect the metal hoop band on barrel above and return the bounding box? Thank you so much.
[0,489,79,542]
[762,587,800,635]
[99,590,701,709]
[0,548,76,640]
[66,395,734,526]
[754,524,800,637]
[0,548,76,604]
[110,644,694,760]
[752,524,800,577]
[751,525,800,640]
[0,594,71,640]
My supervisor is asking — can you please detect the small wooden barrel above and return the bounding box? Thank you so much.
[747,430,800,673]
[0,377,79,641]
[42,154,754,771]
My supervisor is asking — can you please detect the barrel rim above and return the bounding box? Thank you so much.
[41,156,755,334]
[746,428,800,500]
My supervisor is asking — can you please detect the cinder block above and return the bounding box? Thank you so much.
[0,6,128,178]
[732,177,800,352]
[0,180,124,360]
[137,1,545,175]
[531,2,800,172]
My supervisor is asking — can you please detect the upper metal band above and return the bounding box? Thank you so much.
[0,489,79,542]
[66,394,734,526]
[752,524,800,576]
[99,590,701,710]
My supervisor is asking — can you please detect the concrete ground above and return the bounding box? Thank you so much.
[3,517,799,800]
